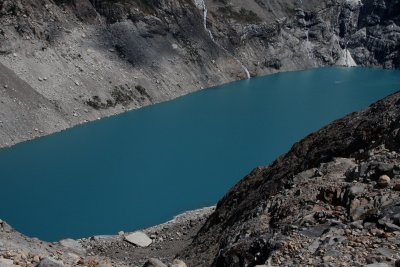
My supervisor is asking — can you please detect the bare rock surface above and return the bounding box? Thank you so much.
[124,232,152,248]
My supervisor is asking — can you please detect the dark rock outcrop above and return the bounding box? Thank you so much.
[181,92,400,266]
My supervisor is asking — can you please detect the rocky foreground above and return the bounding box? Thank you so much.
[0,207,214,267]
[2,94,400,267]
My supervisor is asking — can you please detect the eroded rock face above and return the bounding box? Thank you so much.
[181,92,400,266]
[0,0,399,147]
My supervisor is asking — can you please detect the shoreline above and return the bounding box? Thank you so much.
[0,65,362,151]
[79,205,216,242]
[78,206,216,265]
[0,206,216,266]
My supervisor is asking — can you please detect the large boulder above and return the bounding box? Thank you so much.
[72,0,98,23]
[171,259,187,267]
[125,231,152,247]
[143,258,168,267]
[59,239,86,254]
[38,257,64,267]
[0,258,13,267]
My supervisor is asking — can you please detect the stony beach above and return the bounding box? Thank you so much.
[0,207,214,267]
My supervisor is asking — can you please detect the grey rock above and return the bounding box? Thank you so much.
[375,247,396,258]
[328,235,346,246]
[359,163,368,177]
[125,231,152,247]
[171,259,187,267]
[1,221,12,232]
[349,184,366,195]
[377,175,391,188]
[350,220,364,229]
[381,221,400,232]
[59,238,86,254]
[364,263,389,267]
[0,258,13,267]
[143,258,168,267]
[377,163,393,173]
[64,252,80,262]
[392,213,400,225]
[91,235,114,241]
[38,257,64,267]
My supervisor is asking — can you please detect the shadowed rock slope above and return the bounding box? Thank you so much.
[181,92,400,266]
[0,0,399,147]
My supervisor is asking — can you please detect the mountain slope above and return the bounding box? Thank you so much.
[0,62,69,146]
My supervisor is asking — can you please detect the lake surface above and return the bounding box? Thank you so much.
[1,67,400,241]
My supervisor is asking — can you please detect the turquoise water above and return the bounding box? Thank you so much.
[0,67,400,241]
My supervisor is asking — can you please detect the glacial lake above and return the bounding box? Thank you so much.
[1,67,400,241]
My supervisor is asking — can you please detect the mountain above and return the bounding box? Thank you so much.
[0,0,399,147]
[0,1,400,266]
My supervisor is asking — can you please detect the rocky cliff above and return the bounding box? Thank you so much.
[180,91,400,266]
[0,0,399,147]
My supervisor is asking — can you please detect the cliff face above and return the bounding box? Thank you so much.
[180,92,400,266]
[0,0,399,147]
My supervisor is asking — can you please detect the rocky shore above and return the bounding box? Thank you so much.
[0,207,214,267]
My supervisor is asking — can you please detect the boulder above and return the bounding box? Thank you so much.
[38,257,64,267]
[377,175,391,188]
[393,183,400,191]
[348,184,366,195]
[125,231,152,247]
[171,259,187,267]
[0,258,13,267]
[365,263,389,267]
[59,238,86,254]
[392,213,400,225]
[143,258,168,267]
[382,222,400,232]
[72,0,98,23]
